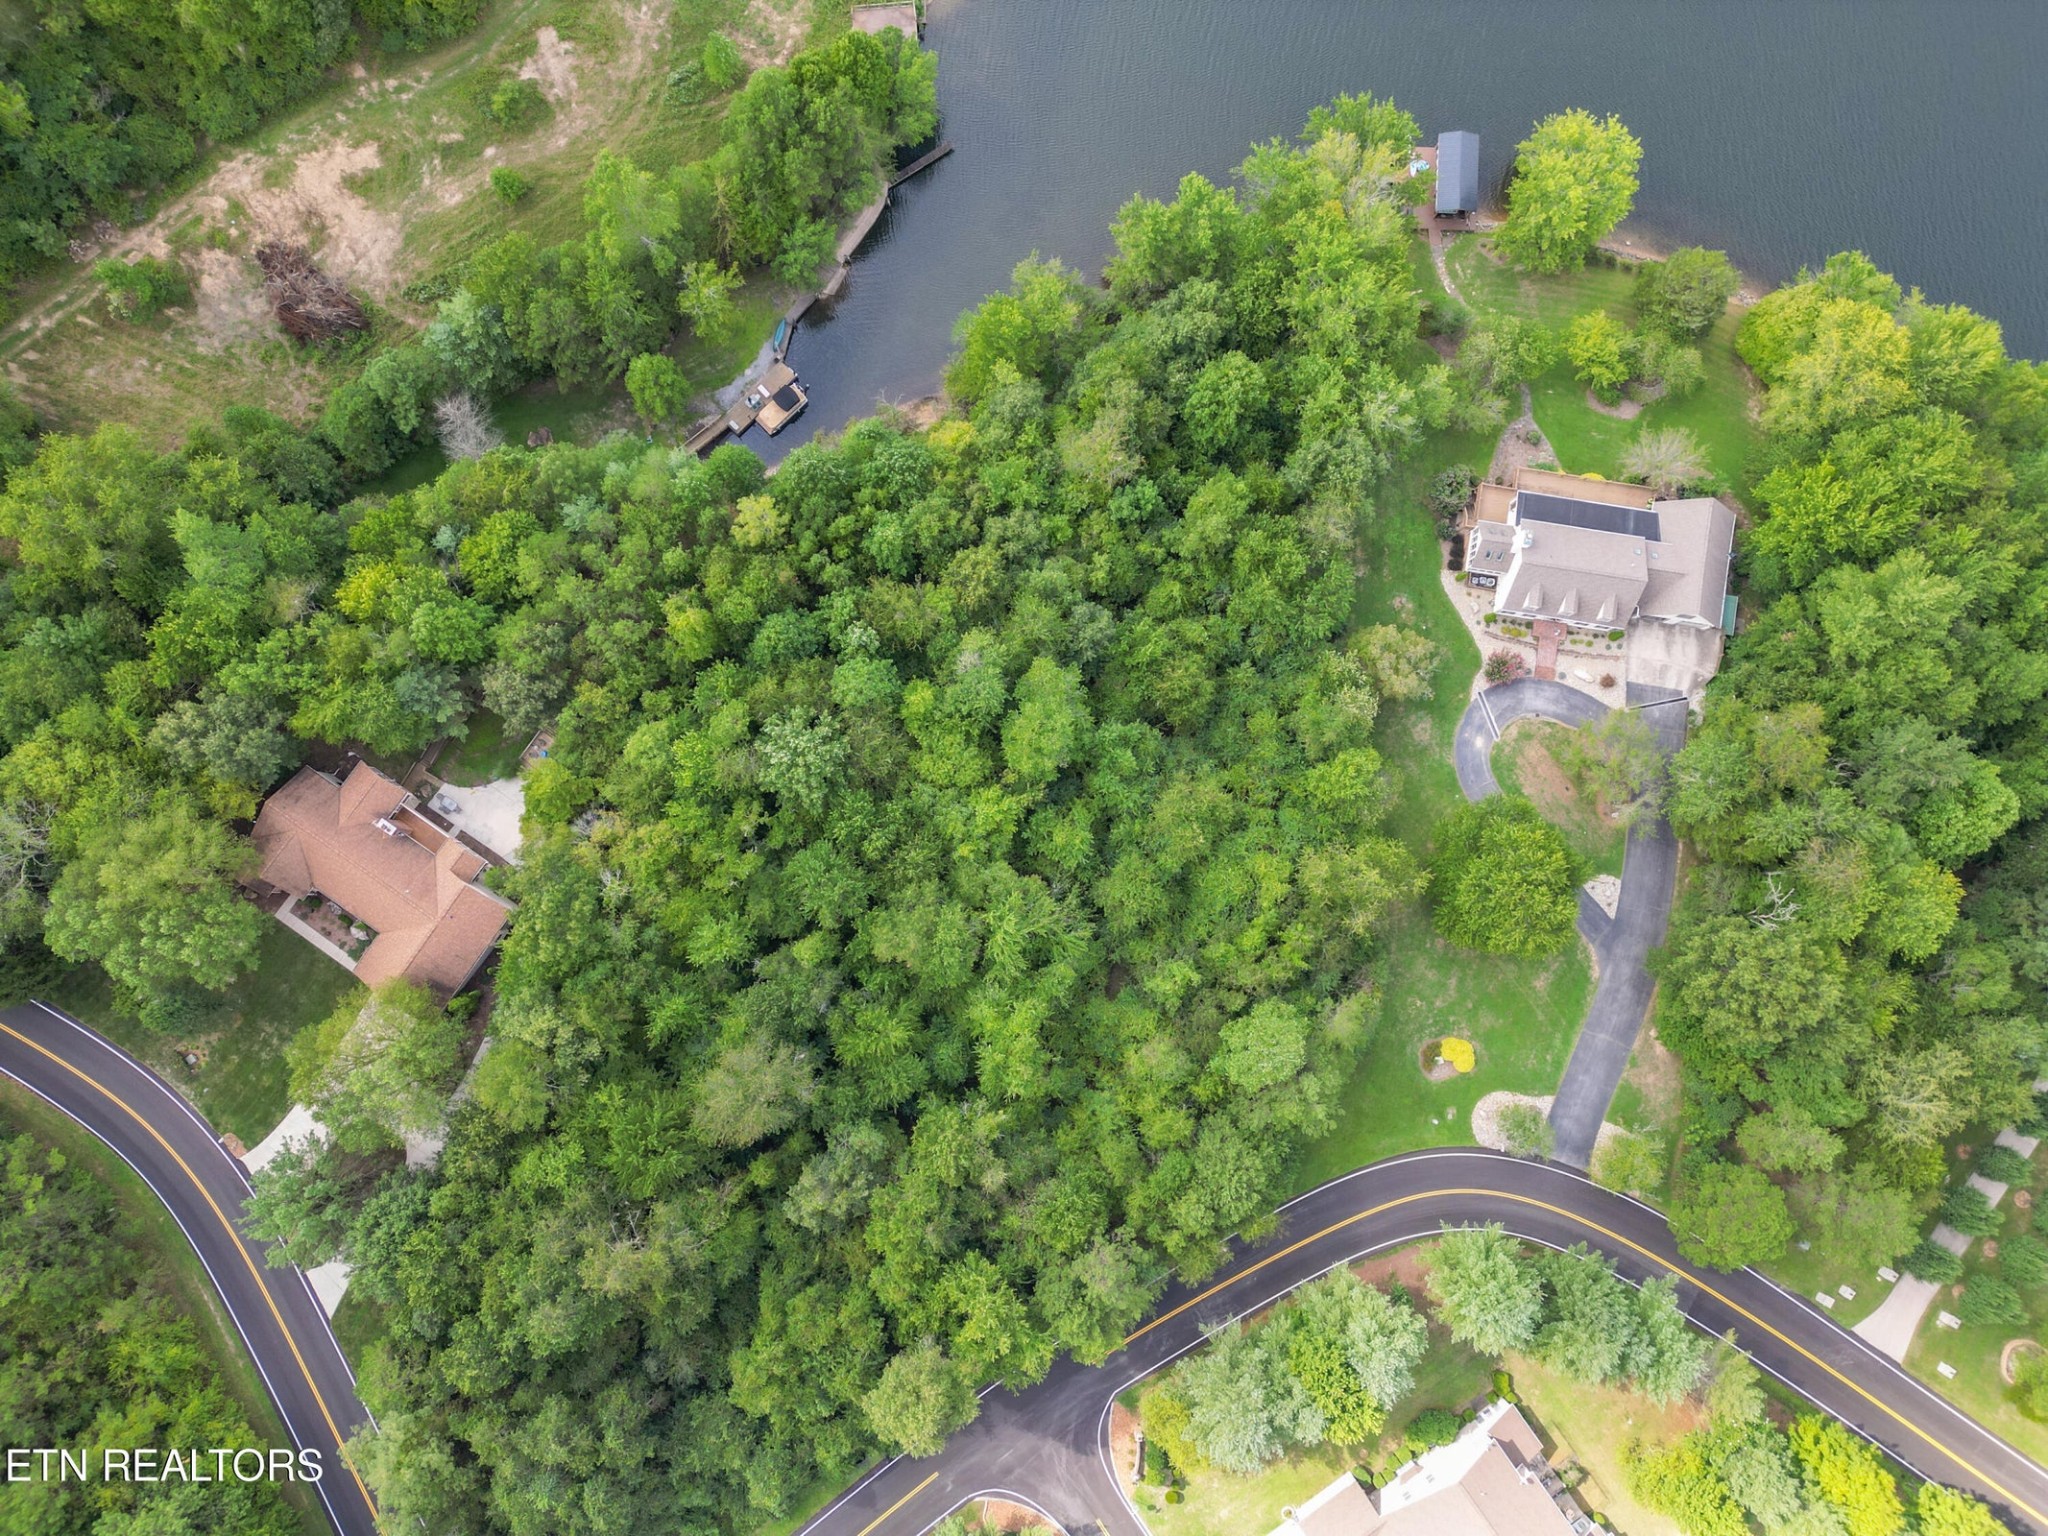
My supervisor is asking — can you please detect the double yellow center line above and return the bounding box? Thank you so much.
[0,1018,381,1531]
[1127,1185,2045,1526]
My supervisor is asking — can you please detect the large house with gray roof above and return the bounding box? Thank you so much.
[1465,467,1737,634]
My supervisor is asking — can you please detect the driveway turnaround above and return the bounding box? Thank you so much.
[0,1002,380,1536]
[1452,678,1689,1166]
[794,1149,2048,1536]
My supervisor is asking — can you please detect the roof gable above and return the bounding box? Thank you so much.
[248,764,512,991]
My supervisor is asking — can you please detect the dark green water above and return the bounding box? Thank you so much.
[763,0,2045,459]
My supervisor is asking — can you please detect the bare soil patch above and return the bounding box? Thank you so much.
[1584,388,1644,420]
[736,0,810,67]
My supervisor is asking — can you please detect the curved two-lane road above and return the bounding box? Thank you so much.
[11,1000,2048,1536]
[0,1002,380,1536]
[798,1149,2048,1536]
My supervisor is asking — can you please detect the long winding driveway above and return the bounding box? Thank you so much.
[0,1002,380,1536]
[791,1148,2048,1536]
[1453,677,1689,1165]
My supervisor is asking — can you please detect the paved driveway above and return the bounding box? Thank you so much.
[1454,678,1689,1166]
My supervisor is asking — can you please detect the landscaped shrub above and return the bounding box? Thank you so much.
[1483,649,1528,686]
[1492,1370,1519,1404]
[1902,1239,1964,1285]
[1957,1274,2026,1326]
[2014,1352,2048,1421]
[2003,1233,2048,1289]
[1606,629,1625,641]
[2019,1092,2048,1139]
[1426,464,1480,532]
[1941,1184,2005,1238]
[1406,1408,1462,1454]
[1977,1145,2033,1186]
[1498,1102,1555,1158]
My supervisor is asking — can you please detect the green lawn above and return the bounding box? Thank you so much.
[1445,235,1758,493]
[438,708,527,785]
[0,1079,329,1536]
[1902,1140,2048,1464]
[1290,906,1592,1186]
[1761,1244,1891,1330]
[1287,414,1593,1192]
[32,923,361,1145]
[1506,1355,1691,1536]
[1493,719,1628,880]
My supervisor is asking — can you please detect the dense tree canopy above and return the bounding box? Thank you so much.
[1655,249,2048,1268]
[0,0,479,288]
[0,101,1475,1535]
[0,1128,301,1536]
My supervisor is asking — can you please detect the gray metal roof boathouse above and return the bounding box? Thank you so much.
[1436,130,1479,216]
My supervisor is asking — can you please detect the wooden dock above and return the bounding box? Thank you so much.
[889,140,953,187]
[688,139,955,456]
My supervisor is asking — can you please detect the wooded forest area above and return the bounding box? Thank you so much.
[1,8,2047,1529]
[1655,251,2048,1272]
[0,0,481,287]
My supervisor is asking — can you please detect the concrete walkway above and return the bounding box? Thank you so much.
[1453,677,1690,1166]
[1855,1125,2044,1360]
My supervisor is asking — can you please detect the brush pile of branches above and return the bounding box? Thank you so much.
[254,241,367,342]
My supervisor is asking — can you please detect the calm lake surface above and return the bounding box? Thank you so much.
[759,0,2046,461]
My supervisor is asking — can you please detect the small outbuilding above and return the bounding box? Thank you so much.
[750,362,809,436]
[1435,130,1480,217]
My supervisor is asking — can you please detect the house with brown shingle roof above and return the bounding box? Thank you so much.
[1269,1400,1589,1536]
[247,762,514,993]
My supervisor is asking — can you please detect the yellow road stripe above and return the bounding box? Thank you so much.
[853,1472,938,1536]
[1,1018,381,1529]
[1125,1185,2046,1525]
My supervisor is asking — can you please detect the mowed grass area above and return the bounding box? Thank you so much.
[1445,235,1758,494]
[1505,1355,1694,1536]
[1291,906,1592,1184]
[1289,414,1593,1191]
[437,708,527,785]
[1903,1140,2048,1464]
[1492,718,1627,880]
[32,922,361,1145]
[0,0,829,442]
[0,1079,329,1536]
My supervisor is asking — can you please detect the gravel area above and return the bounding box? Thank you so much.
[1472,1090,1625,1159]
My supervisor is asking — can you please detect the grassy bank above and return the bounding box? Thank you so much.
[1493,717,1628,880]
[1290,411,1593,1191]
[0,0,822,444]
[1445,235,1758,493]
[0,1078,329,1536]
[30,922,360,1145]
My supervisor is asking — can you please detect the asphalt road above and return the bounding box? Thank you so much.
[0,1001,381,1536]
[797,1149,2048,1536]
[1453,678,1689,1165]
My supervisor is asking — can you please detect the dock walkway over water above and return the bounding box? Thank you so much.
[687,140,955,454]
